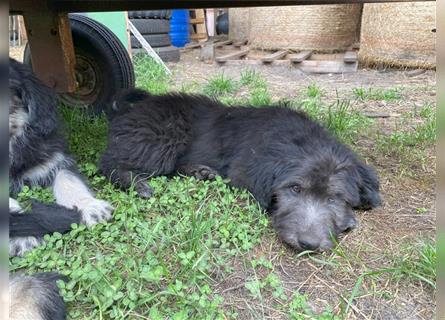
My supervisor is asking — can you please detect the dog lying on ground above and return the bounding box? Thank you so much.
[9,59,114,319]
[101,89,381,252]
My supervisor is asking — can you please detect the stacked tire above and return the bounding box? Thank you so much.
[129,11,180,62]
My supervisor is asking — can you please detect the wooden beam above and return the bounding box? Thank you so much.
[215,49,249,62]
[289,50,312,63]
[190,18,205,24]
[13,0,433,14]
[215,39,233,48]
[293,60,357,73]
[343,51,358,63]
[261,50,288,63]
[233,39,248,47]
[190,33,208,40]
[23,9,76,92]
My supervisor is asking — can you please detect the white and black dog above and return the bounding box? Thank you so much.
[9,59,113,319]
[101,89,381,252]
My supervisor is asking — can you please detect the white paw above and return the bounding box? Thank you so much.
[9,198,23,212]
[78,198,114,227]
[10,237,44,257]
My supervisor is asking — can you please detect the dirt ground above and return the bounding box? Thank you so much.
[9,45,436,319]
[168,49,436,319]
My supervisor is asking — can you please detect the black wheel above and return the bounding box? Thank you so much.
[130,34,171,48]
[216,13,229,35]
[128,10,172,19]
[129,19,170,34]
[23,14,134,114]
[133,46,180,62]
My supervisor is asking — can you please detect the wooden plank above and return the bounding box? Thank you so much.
[343,51,357,63]
[218,59,357,73]
[289,50,312,63]
[261,50,288,63]
[214,39,233,48]
[23,10,76,92]
[193,9,208,42]
[215,49,249,62]
[190,18,205,24]
[31,0,435,14]
[184,42,203,49]
[190,33,208,40]
[293,60,357,73]
[233,39,248,47]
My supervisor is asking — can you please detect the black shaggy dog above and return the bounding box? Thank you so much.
[101,89,381,251]
[9,59,114,320]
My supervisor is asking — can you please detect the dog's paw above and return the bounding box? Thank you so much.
[78,198,114,227]
[9,236,44,257]
[135,181,154,198]
[182,165,219,180]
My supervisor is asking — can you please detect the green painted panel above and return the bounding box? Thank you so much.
[86,12,129,49]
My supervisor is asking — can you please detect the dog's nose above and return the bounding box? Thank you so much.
[298,239,320,251]
[343,217,358,232]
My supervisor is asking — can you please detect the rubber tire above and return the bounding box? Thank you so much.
[131,34,171,48]
[130,19,170,34]
[216,12,229,35]
[128,10,172,19]
[23,14,134,114]
[133,46,180,62]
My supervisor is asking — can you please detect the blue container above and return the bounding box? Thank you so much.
[169,9,190,48]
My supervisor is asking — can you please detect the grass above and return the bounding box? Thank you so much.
[10,57,436,319]
[203,73,238,97]
[377,103,436,173]
[352,87,402,101]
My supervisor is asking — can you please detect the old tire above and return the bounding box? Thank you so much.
[130,34,171,48]
[133,46,180,62]
[128,10,172,19]
[24,14,134,114]
[129,19,170,34]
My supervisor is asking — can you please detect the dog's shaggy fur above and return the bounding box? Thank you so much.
[9,58,113,254]
[8,59,113,319]
[101,89,381,251]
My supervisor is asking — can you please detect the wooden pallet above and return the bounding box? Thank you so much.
[189,9,208,42]
[214,49,358,73]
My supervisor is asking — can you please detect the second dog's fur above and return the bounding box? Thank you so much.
[101,89,381,251]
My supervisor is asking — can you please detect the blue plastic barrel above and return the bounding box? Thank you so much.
[169,9,189,48]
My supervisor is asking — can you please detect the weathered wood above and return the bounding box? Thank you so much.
[216,59,357,73]
[289,50,313,63]
[293,60,357,73]
[23,10,76,92]
[184,42,203,49]
[190,17,205,24]
[214,39,233,48]
[343,51,357,63]
[12,0,433,14]
[190,33,208,40]
[215,49,249,62]
[233,39,248,47]
[261,50,288,63]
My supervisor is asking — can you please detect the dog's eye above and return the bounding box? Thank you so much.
[290,185,301,193]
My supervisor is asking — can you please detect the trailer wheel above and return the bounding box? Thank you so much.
[24,14,134,114]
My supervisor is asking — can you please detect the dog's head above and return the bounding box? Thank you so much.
[9,59,58,139]
[266,149,381,251]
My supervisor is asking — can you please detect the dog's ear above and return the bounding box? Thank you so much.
[248,164,276,210]
[355,161,381,210]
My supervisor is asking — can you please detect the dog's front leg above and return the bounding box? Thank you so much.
[9,198,44,257]
[53,169,113,227]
